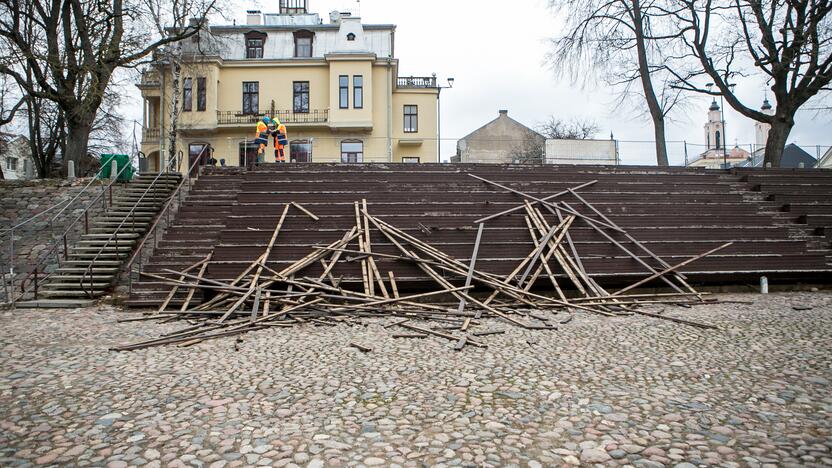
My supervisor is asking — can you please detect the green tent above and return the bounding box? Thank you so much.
[98,154,134,182]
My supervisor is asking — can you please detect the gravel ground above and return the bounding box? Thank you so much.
[0,292,830,468]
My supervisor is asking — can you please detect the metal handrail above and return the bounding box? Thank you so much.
[0,199,73,237]
[124,148,209,294]
[81,146,206,298]
[0,159,121,239]
[10,154,139,304]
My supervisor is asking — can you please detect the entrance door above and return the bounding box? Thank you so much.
[239,141,260,168]
[188,143,210,176]
[290,140,312,163]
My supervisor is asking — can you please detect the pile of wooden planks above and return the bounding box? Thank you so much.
[113,176,729,352]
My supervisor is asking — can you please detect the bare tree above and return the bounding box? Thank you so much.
[668,0,832,167]
[508,129,546,164]
[0,0,215,169]
[548,0,684,166]
[537,116,601,139]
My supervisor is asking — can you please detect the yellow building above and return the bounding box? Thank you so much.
[138,2,439,171]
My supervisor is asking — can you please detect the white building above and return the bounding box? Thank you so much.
[0,134,34,180]
[688,99,753,169]
[545,138,617,165]
[819,147,832,168]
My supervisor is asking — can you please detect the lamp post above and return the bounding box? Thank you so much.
[435,73,455,163]
[706,82,736,169]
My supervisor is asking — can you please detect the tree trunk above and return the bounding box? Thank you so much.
[652,115,669,166]
[763,119,793,168]
[631,0,669,166]
[65,121,93,173]
[167,59,182,172]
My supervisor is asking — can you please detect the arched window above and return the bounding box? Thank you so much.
[290,140,312,163]
[715,130,721,149]
[341,140,363,163]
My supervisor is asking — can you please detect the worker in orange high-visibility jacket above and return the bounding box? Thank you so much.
[272,119,288,163]
[254,116,272,165]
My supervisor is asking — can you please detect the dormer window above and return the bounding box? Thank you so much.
[347,33,356,41]
[244,31,267,59]
[294,30,314,57]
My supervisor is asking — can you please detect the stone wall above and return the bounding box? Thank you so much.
[0,178,126,302]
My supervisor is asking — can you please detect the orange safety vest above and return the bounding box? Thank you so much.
[256,121,269,139]
[275,124,288,147]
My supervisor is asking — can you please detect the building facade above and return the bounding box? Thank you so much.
[454,110,545,164]
[138,2,439,171]
[545,138,617,165]
[0,134,35,180]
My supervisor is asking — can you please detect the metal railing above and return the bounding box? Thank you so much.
[3,156,140,304]
[123,147,209,296]
[12,155,140,304]
[397,76,437,89]
[217,109,329,125]
[78,150,190,298]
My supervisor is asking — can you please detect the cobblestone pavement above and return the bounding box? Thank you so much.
[1,292,830,468]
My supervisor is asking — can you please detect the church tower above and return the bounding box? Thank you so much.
[755,99,774,152]
[704,99,723,150]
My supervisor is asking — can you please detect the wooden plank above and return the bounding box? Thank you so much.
[157,255,211,314]
[468,174,623,232]
[290,201,320,221]
[613,243,733,296]
[472,178,598,224]
[457,222,485,314]
[180,254,212,312]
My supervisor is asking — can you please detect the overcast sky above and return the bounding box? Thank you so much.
[126,0,832,164]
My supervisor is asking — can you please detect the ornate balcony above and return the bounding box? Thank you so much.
[138,70,161,89]
[217,109,329,126]
[142,127,161,143]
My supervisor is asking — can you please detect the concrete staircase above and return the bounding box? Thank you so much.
[17,173,181,308]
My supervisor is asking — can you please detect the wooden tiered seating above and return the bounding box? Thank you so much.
[128,164,832,308]
[733,167,832,248]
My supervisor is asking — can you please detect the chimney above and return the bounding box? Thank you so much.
[499,110,508,116]
[247,10,262,26]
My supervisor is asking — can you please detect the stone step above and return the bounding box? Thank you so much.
[77,239,137,246]
[61,260,122,267]
[15,299,95,309]
[67,252,130,259]
[56,267,119,273]
[93,220,150,227]
[89,227,147,234]
[39,290,107,298]
[47,274,116,281]
[41,282,112,290]
[71,245,134,252]
[81,233,141,239]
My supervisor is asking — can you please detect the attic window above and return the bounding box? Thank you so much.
[244,31,267,59]
[347,33,356,41]
[294,30,314,57]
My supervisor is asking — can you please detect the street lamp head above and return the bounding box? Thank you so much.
[447,77,455,88]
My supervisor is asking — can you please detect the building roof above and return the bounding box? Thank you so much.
[819,147,832,168]
[739,143,817,168]
[210,24,395,32]
[709,100,720,111]
[458,110,543,143]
